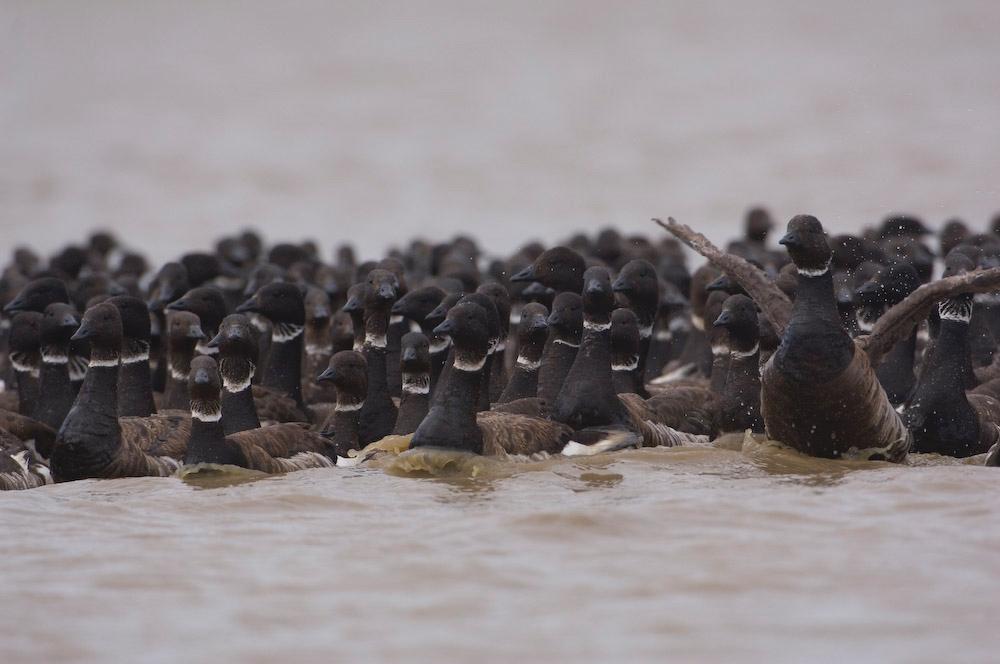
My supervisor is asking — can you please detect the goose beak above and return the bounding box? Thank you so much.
[317,365,337,382]
[713,311,733,327]
[433,318,457,337]
[509,264,538,283]
[71,320,95,341]
[189,324,207,340]
[778,231,799,248]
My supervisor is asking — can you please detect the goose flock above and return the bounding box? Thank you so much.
[4,209,1000,490]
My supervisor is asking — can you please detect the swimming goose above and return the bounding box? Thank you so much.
[51,303,184,482]
[183,356,333,472]
[409,301,573,456]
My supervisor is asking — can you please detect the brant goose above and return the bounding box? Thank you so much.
[354,269,400,444]
[316,350,367,457]
[659,216,1000,461]
[710,294,764,438]
[535,292,583,406]
[31,303,79,432]
[50,303,184,482]
[183,356,334,472]
[497,302,549,404]
[160,311,207,411]
[393,332,431,435]
[409,301,573,456]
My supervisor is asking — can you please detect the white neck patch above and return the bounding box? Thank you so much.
[41,352,69,365]
[797,264,830,278]
[365,332,387,349]
[273,323,304,343]
[430,339,451,354]
[453,356,487,372]
[584,320,611,332]
[516,356,541,371]
[335,401,363,412]
[612,357,639,371]
[121,349,150,365]
[223,373,253,393]
[89,357,120,368]
[192,405,222,422]
[732,343,760,360]
[553,339,580,348]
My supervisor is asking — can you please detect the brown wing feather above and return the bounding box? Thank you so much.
[229,423,329,458]
[654,217,793,333]
[252,385,309,422]
[227,436,334,473]
[617,392,710,447]
[863,267,1000,367]
[120,411,192,460]
[476,410,571,456]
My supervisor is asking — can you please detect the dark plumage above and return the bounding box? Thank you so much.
[710,294,764,438]
[612,258,660,389]
[31,303,79,433]
[393,332,431,435]
[536,292,583,405]
[410,301,572,455]
[498,302,548,404]
[509,246,586,295]
[161,311,206,411]
[354,269,399,444]
[317,350,367,457]
[236,282,308,415]
[183,356,333,472]
[51,303,185,482]
[110,295,158,417]
[166,286,227,357]
[550,266,629,429]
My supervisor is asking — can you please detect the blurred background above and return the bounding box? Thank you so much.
[2,0,998,266]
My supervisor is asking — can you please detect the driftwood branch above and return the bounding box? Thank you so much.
[864,266,1000,366]
[654,217,793,334]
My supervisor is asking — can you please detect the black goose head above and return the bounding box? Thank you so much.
[610,307,641,358]
[237,282,305,328]
[73,302,122,362]
[208,314,260,361]
[166,310,207,348]
[342,283,365,316]
[167,286,227,332]
[180,252,221,288]
[434,302,491,369]
[457,292,500,350]
[509,246,586,294]
[400,331,431,373]
[547,292,584,340]
[362,268,399,313]
[41,303,79,348]
[779,215,832,274]
[376,257,408,299]
[304,286,332,325]
[517,302,549,349]
[612,259,660,308]
[9,311,44,363]
[109,295,152,344]
[713,294,760,352]
[317,350,368,403]
[520,281,556,309]
[391,285,446,322]
[188,355,223,419]
[3,277,70,315]
[855,262,921,310]
[425,291,464,330]
[476,282,511,340]
[582,266,614,325]
[147,262,190,313]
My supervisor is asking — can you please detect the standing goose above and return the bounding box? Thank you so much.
[50,303,183,482]
[183,356,334,472]
[658,216,1000,461]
